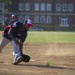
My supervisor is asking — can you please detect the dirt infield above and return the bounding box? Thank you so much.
[0,43,75,75]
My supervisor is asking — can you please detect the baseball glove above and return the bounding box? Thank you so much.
[21,54,30,63]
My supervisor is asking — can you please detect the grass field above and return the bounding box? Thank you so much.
[26,31,75,43]
[0,31,75,43]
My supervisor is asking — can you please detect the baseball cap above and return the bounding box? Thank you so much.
[24,19,32,27]
[11,14,15,17]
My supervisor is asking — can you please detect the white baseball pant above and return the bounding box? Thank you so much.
[0,36,21,62]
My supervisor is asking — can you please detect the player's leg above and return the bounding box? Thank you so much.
[0,36,10,53]
[10,40,23,65]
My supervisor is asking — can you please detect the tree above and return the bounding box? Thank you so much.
[0,0,11,5]
[0,0,12,12]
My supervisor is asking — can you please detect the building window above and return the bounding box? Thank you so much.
[35,3,39,11]
[0,15,4,23]
[59,18,69,27]
[34,16,39,23]
[68,3,73,11]
[19,3,24,11]
[18,15,24,22]
[25,3,30,11]
[24,16,29,20]
[41,3,45,11]
[56,3,61,11]
[46,3,52,11]
[0,3,4,12]
[40,16,45,24]
[62,3,67,11]
[46,16,52,24]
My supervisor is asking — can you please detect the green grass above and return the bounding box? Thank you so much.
[26,31,75,43]
[0,31,75,43]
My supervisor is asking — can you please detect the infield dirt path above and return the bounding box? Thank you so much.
[0,43,75,75]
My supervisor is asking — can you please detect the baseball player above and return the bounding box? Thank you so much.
[0,19,32,65]
[9,14,17,26]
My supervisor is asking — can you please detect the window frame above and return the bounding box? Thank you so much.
[56,3,61,11]
[25,3,30,11]
[46,3,52,11]
[41,3,45,11]
[62,3,67,11]
[19,3,24,11]
[34,3,39,11]
[68,3,73,11]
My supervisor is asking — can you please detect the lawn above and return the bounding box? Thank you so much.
[0,31,75,43]
[26,31,75,43]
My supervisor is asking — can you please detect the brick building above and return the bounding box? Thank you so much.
[0,0,75,31]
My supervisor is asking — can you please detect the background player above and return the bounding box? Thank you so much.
[9,14,17,26]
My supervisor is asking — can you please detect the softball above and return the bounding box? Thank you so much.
[44,62,50,67]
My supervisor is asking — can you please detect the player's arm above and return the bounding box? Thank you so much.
[19,39,30,63]
[8,28,19,44]
[19,32,27,55]
[19,40,23,55]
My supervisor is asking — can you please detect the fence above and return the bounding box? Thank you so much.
[0,24,75,31]
[29,24,75,31]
